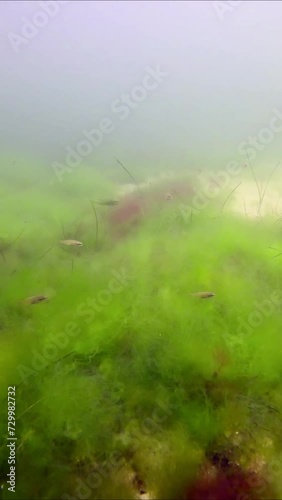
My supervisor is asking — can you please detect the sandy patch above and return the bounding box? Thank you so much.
[117,176,282,220]
[230,181,282,218]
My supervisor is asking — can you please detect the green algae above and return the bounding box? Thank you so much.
[1,160,282,499]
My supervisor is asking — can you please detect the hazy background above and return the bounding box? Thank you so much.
[1,0,282,179]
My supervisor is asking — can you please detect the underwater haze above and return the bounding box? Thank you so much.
[1,1,282,499]
[1,0,282,173]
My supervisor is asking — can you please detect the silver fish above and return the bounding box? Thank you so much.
[23,295,48,305]
[191,291,215,299]
[60,239,83,246]
[96,199,119,206]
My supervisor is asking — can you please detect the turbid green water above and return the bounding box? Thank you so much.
[1,159,282,499]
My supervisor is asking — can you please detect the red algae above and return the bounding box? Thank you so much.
[185,459,275,500]
[108,178,193,237]
[109,196,145,226]
[108,195,146,239]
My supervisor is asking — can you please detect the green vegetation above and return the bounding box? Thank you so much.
[1,158,282,499]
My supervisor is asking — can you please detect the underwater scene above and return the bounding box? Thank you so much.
[1,1,282,499]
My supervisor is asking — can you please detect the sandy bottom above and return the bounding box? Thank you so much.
[117,177,282,220]
[230,181,282,218]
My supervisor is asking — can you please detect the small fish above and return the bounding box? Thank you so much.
[23,295,48,305]
[96,199,119,206]
[191,291,215,299]
[60,239,83,246]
